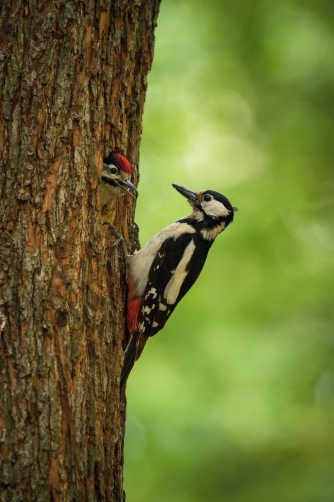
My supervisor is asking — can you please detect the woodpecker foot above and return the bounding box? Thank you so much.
[103,222,129,256]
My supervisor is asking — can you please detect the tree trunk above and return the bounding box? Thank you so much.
[0,1,160,500]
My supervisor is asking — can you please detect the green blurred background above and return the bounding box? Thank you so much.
[124,1,334,500]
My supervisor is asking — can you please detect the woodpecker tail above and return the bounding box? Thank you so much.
[120,336,137,390]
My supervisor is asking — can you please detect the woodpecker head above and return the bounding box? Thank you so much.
[100,152,138,206]
[173,184,237,237]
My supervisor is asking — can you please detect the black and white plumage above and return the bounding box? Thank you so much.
[121,184,237,387]
[100,151,137,206]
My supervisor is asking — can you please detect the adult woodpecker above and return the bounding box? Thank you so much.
[100,151,137,206]
[112,183,237,388]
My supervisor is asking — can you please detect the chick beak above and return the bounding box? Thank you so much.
[172,184,199,205]
[114,179,138,199]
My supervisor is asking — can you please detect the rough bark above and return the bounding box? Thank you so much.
[0,1,160,500]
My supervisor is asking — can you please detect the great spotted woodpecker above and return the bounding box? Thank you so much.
[100,152,138,206]
[112,184,237,388]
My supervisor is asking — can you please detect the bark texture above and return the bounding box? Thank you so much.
[0,1,160,500]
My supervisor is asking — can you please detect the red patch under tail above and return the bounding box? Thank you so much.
[127,297,141,334]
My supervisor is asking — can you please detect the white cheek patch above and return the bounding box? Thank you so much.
[164,240,196,304]
[202,199,230,218]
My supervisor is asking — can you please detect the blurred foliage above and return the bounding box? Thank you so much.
[124,0,334,500]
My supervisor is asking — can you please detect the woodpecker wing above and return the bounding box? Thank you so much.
[134,232,211,359]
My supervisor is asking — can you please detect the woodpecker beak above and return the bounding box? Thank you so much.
[114,179,138,198]
[172,184,199,203]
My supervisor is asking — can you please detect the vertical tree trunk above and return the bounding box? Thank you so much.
[0,1,160,500]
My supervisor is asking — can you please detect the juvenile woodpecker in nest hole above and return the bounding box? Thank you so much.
[106,184,237,388]
[100,152,137,206]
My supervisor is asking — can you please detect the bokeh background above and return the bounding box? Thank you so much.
[124,1,334,500]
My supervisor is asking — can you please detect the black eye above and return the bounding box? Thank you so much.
[203,194,212,202]
[110,166,118,174]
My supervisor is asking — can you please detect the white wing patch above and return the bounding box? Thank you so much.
[145,287,157,299]
[128,222,196,296]
[163,239,196,305]
[142,305,155,314]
